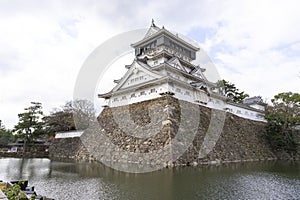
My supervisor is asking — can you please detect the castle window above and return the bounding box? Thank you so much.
[122,96,127,100]
[113,97,118,102]
[130,93,136,98]
[150,88,156,93]
[166,81,174,87]
[140,91,146,96]
[184,91,190,96]
[237,110,242,114]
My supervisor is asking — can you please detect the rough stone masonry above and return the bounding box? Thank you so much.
[49,96,300,167]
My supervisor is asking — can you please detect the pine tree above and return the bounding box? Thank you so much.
[13,102,44,152]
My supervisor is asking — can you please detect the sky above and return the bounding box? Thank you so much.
[0,0,299,129]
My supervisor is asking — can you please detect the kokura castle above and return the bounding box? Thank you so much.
[50,21,278,167]
[99,21,266,122]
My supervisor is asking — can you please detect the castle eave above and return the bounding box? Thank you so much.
[227,101,265,113]
[98,92,112,99]
[152,63,208,83]
[98,77,169,98]
[131,29,200,51]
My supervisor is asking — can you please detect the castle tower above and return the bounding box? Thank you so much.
[50,22,271,170]
[98,21,218,108]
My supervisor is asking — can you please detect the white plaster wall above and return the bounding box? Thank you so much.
[109,83,167,107]
[107,84,266,122]
[159,69,191,83]
[147,57,166,67]
[168,83,199,103]
[55,131,84,139]
[122,71,155,90]
[206,97,226,110]
[225,104,266,122]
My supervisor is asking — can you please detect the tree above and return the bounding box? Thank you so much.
[216,79,249,103]
[44,99,96,134]
[44,109,76,134]
[0,120,13,147]
[66,99,96,130]
[13,102,45,152]
[265,92,300,152]
[0,120,4,130]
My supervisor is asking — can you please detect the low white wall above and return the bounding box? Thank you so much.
[55,131,84,139]
[225,104,266,122]
[107,86,266,122]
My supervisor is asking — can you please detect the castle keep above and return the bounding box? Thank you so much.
[99,21,266,122]
[50,22,291,170]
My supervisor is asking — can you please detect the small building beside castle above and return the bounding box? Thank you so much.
[99,21,266,122]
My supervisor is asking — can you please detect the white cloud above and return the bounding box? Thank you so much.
[0,0,300,128]
[194,0,300,101]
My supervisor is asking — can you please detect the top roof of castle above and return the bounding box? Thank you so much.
[131,20,200,51]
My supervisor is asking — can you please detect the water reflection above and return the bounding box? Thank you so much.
[0,158,299,200]
[0,158,51,181]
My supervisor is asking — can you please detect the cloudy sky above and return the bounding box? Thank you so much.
[0,0,299,129]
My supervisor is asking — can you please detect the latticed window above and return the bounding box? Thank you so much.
[184,91,190,96]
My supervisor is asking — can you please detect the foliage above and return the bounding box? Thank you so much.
[0,120,13,147]
[3,182,27,200]
[67,99,96,130]
[8,99,95,142]
[0,120,5,130]
[44,99,96,134]
[30,194,36,200]
[13,102,45,151]
[265,92,300,152]
[2,181,36,200]
[216,79,249,103]
[44,109,76,134]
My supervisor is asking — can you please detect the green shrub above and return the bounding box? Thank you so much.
[3,183,27,200]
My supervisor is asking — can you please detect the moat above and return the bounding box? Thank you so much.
[0,158,299,199]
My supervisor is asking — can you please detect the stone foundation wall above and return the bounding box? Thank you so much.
[49,96,300,166]
[48,137,92,161]
[175,106,276,165]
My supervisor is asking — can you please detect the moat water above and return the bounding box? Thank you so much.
[0,158,299,199]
